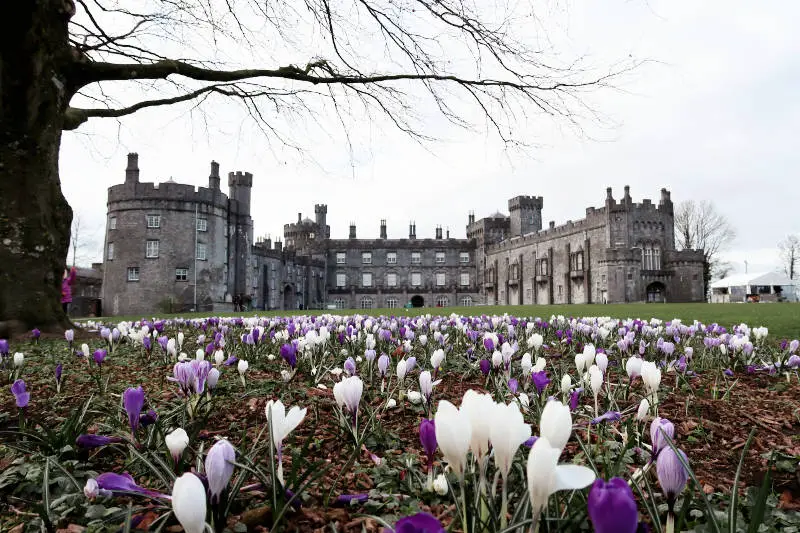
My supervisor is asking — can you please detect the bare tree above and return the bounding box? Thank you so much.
[0,1,633,328]
[779,235,800,280]
[674,200,737,297]
[69,214,100,268]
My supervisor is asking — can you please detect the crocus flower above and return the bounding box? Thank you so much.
[650,417,675,458]
[394,513,446,533]
[93,349,107,366]
[636,399,650,421]
[55,363,63,392]
[344,357,357,376]
[237,359,249,386]
[656,447,689,509]
[333,376,364,423]
[0,339,8,356]
[265,399,307,483]
[532,371,550,394]
[123,386,146,435]
[588,477,639,533]
[569,387,582,411]
[207,368,220,390]
[140,409,158,427]
[76,434,123,449]
[165,428,190,463]
[434,400,472,478]
[31,328,41,341]
[591,411,621,425]
[479,359,491,376]
[172,473,208,533]
[539,400,572,452]
[419,370,441,405]
[378,354,390,376]
[334,493,370,506]
[460,390,494,465]
[11,379,29,408]
[13,352,24,368]
[280,343,297,369]
[65,329,74,344]
[205,438,236,503]
[508,378,519,395]
[490,402,532,481]
[96,472,165,498]
[419,418,437,468]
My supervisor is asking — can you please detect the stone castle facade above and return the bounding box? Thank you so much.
[99,154,705,315]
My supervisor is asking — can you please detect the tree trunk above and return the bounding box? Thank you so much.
[0,2,76,330]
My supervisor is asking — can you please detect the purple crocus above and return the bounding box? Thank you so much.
[569,387,583,411]
[394,512,446,533]
[723,368,734,377]
[378,354,390,376]
[650,417,675,459]
[122,386,146,435]
[76,434,123,449]
[591,411,622,425]
[532,371,551,394]
[205,438,236,504]
[31,329,41,342]
[157,335,169,352]
[483,337,494,352]
[508,378,519,395]
[334,493,369,506]
[142,336,152,353]
[55,363,63,392]
[523,435,539,448]
[140,409,159,427]
[656,447,689,510]
[95,472,167,499]
[280,343,298,369]
[0,339,8,356]
[224,355,239,366]
[419,419,437,469]
[479,358,491,377]
[406,356,417,373]
[344,357,357,376]
[588,477,639,533]
[11,379,30,408]
[93,349,107,367]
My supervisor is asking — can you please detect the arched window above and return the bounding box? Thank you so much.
[386,297,398,308]
[360,297,373,309]
[436,296,449,307]
[653,246,661,270]
[334,298,345,309]
[460,296,473,307]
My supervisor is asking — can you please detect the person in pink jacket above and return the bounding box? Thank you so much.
[62,266,77,314]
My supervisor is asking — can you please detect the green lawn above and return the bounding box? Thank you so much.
[84,302,800,340]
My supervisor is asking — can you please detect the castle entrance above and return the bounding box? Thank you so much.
[283,285,293,309]
[410,295,425,308]
[646,282,666,303]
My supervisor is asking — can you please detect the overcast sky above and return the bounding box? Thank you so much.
[61,0,800,275]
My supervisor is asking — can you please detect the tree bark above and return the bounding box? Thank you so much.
[0,1,76,330]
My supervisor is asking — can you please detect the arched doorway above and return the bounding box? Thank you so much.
[646,282,666,303]
[283,285,293,310]
[411,295,425,308]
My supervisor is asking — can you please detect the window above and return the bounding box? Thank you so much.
[386,297,399,308]
[411,272,422,286]
[334,298,345,309]
[411,252,421,264]
[176,268,188,281]
[459,252,470,263]
[571,251,584,271]
[460,296,473,307]
[146,214,160,228]
[362,272,373,287]
[127,267,140,281]
[107,242,114,261]
[362,252,372,264]
[387,252,397,264]
[336,252,346,264]
[435,251,446,263]
[436,273,446,286]
[360,297,373,309]
[109,216,117,230]
[558,285,563,295]
[539,259,549,276]
[436,296,448,307]
[309,232,315,239]
[196,243,207,260]
[460,273,470,286]
[336,273,347,287]
[197,218,207,232]
[387,273,398,287]
[146,239,160,258]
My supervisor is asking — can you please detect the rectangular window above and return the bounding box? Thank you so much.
[109,216,117,230]
[362,252,372,264]
[459,252,470,263]
[540,259,549,276]
[387,252,397,264]
[197,218,207,232]
[336,252,346,264]
[387,273,397,287]
[436,273,446,286]
[107,242,114,261]
[435,251,446,263]
[386,298,398,309]
[362,272,373,287]
[127,267,140,281]
[176,268,188,281]
[196,243,207,260]
[411,272,422,286]
[146,214,160,228]
[411,252,421,264]
[336,273,346,287]
[460,273,470,286]
[146,239,159,258]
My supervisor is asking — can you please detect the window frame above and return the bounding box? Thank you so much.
[336,252,346,264]
[460,272,470,286]
[196,218,208,232]
[361,251,372,264]
[196,243,207,261]
[146,214,161,228]
[175,268,189,281]
[362,272,373,287]
[435,272,446,286]
[459,252,470,263]
[336,273,347,287]
[411,272,422,286]
[386,272,398,287]
[386,252,397,264]
[411,252,422,264]
[109,216,117,230]
[146,239,160,258]
[435,251,446,264]
[127,266,140,282]
[107,242,115,261]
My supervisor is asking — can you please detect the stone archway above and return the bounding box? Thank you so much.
[283,284,293,310]
[646,282,666,303]
[410,295,425,308]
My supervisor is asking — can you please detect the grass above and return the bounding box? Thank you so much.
[81,302,800,340]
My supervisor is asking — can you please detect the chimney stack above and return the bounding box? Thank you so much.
[624,185,631,203]
[125,153,140,183]
[446,227,450,239]
[349,222,357,239]
[380,219,387,239]
[297,213,302,223]
[435,225,443,239]
[468,211,475,225]
[409,221,416,240]
[209,161,220,190]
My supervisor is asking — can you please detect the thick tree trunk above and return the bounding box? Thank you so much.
[0,2,76,330]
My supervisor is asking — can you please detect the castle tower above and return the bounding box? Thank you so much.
[228,171,253,217]
[314,204,328,238]
[227,171,254,302]
[508,196,543,237]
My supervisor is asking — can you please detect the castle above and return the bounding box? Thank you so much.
[98,154,705,315]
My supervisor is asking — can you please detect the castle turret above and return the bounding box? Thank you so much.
[228,171,253,216]
[508,195,543,237]
[315,204,328,237]
[125,153,140,184]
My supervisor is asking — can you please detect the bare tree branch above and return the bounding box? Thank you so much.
[779,234,800,280]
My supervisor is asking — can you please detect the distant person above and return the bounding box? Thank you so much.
[62,266,77,314]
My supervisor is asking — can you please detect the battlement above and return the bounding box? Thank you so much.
[228,171,253,187]
[107,181,229,208]
[487,212,606,253]
[326,237,474,250]
[314,204,328,214]
[605,186,674,213]
[508,195,543,211]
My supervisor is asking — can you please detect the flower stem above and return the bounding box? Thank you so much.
[459,475,468,533]
[500,475,509,529]
[665,511,675,533]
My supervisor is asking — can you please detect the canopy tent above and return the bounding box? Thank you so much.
[710,271,798,303]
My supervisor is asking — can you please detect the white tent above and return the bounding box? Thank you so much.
[709,271,798,303]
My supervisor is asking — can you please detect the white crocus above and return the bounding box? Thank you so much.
[560,374,572,395]
[626,357,643,379]
[526,437,596,528]
[195,349,204,361]
[407,390,423,404]
[430,349,445,371]
[530,333,544,352]
[589,365,603,397]
[521,353,532,375]
[167,338,177,359]
[533,357,547,373]
[518,392,530,411]
[177,331,185,350]
[492,350,503,368]
[165,428,190,463]
[419,371,441,404]
[459,389,495,467]
[396,359,408,383]
[171,473,208,533]
[214,350,225,366]
[265,399,307,484]
[539,400,573,452]
[434,400,472,478]
[636,398,650,421]
[596,352,608,374]
[433,473,449,495]
[237,359,249,387]
[641,361,662,401]
[491,402,532,481]
[582,344,596,367]
[13,352,24,368]
[574,352,586,374]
